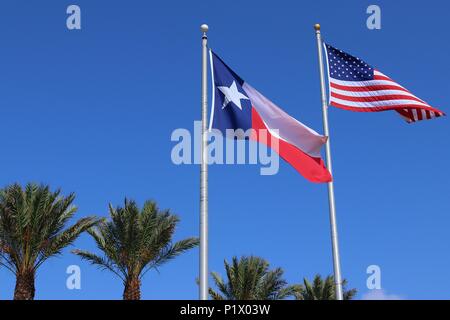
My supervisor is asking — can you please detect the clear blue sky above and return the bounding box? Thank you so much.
[0,0,448,300]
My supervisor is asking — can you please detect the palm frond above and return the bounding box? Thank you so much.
[36,216,102,269]
[141,237,199,278]
[72,198,198,286]
[209,256,295,300]
[297,274,357,300]
[0,183,101,276]
[72,249,125,281]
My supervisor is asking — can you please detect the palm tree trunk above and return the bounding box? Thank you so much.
[14,270,35,300]
[123,277,141,300]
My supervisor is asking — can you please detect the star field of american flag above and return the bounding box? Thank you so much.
[324,43,445,123]
[326,44,374,81]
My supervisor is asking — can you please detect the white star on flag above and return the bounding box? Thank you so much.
[217,81,249,110]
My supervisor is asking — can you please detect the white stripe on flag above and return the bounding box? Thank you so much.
[330,97,432,108]
[242,82,327,158]
[331,87,423,100]
[330,78,408,89]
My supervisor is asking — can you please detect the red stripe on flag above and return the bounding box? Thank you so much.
[330,82,411,94]
[329,99,444,116]
[373,74,395,81]
[395,109,414,123]
[251,108,332,183]
[417,109,423,121]
[330,101,437,113]
[331,92,426,104]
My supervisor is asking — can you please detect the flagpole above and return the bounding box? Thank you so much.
[314,23,344,300]
[199,23,209,300]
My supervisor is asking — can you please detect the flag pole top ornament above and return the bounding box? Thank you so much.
[201,24,209,33]
[314,24,321,31]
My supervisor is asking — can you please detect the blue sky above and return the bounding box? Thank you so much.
[0,0,449,300]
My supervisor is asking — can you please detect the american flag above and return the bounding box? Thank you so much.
[324,43,445,123]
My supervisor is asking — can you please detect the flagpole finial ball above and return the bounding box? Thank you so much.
[314,24,321,31]
[200,24,209,33]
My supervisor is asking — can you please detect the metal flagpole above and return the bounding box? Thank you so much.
[199,23,209,300]
[314,23,344,300]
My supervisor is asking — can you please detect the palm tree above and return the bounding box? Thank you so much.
[295,274,357,300]
[0,183,101,300]
[72,199,199,300]
[209,256,299,300]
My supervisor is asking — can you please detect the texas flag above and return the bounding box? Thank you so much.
[209,51,332,183]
